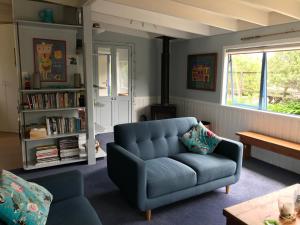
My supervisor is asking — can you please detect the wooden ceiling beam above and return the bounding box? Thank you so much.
[174,0,269,26]
[105,0,239,31]
[91,0,213,36]
[92,12,198,39]
[239,0,300,20]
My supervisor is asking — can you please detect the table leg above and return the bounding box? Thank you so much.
[243,144,251,160]
[226,217,243,225]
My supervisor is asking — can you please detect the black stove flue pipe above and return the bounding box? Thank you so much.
[160,36,171,105]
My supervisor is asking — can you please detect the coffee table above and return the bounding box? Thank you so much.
[223,184,300,225]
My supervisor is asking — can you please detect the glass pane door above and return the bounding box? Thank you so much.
[116,48,129,96]
[97,47,112,97]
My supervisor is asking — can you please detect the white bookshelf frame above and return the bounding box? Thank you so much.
[14,4,94,170]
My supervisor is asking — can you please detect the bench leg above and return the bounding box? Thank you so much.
[225,185,230,194]
[243,144,251,160]
[145,210,152,221]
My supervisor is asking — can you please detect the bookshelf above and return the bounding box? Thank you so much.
[23,131,86,142]
[16,20,83,30]
[26,158,87,170]
[20,107,86,113]
[20,88,85,93]
[14,2,94,170]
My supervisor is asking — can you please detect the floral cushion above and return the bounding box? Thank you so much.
[0,170,53,225]
[180,122,222,154]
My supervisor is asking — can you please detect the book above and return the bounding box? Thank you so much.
[35,145,59,165]
[23,92,82,110]
[45,116,85,135]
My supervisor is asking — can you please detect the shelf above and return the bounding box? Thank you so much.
[17,20,83,30]
[24,158,87,170]
[24,131,86,142]
[20,107,86,113]
[20,88,85,93]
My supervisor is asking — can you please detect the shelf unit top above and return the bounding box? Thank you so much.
[16,20,83,30]
[20,88,86,93]
[20,107,86,113]
[24,158,87,170]
[24,131,86,142]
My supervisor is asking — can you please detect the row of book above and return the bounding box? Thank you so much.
[24,92,84,110]
[45,116,85,135]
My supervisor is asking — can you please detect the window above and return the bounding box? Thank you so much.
[225,47,300,116]
[97,47,112,97]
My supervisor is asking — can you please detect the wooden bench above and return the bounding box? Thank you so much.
[236,131,300,160]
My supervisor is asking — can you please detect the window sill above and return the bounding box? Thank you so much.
[221,104,300,120]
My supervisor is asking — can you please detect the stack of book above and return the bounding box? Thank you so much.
[24,92,83,110]
[45,117,84,135]
[59,137,80,161]
[35,145,60,166]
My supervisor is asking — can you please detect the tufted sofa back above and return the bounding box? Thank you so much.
[114,117,198,160]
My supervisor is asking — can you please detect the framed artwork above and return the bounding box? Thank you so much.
[187,53,217,91]
[33,38,67,82]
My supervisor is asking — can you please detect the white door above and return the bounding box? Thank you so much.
[94,44,132,133]
[0,24,18,133]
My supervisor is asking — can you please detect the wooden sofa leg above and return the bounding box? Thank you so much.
[226,185,230,194]
[145,210,152,221]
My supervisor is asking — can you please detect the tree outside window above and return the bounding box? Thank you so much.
[226,49,300,115]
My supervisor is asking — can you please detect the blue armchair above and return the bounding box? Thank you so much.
[107,117,243,220]
[0,170,102,225]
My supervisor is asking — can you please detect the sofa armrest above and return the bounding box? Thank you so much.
[30,170,84,203]
[107,143,147,210]
[214,138,243,181]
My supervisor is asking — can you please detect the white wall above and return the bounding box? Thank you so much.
[170,21,300,103]
[0,24,18,133]
[93,31,161,121]
[18,25,78,88]
[171,96,300,174]
[170,21,300,174]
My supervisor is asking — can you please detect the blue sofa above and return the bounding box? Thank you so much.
[0,170,102,225]
[107,117,243,220]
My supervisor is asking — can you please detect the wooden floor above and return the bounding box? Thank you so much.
[0,132,22,170]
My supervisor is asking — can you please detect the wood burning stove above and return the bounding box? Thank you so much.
[151,36,176,120]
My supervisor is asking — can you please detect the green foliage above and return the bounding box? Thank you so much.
[268,100,300,115]
[228,51,300,115]
[231,53,262,97]
[268,51,300,96]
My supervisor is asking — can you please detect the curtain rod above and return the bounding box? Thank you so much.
[241,29,300,41]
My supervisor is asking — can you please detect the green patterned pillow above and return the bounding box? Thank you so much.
[0,170,53,225]
[180,122,222,154]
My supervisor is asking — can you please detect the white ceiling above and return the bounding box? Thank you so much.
[91,0,299,39]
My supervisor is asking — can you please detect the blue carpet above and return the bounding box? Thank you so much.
[14,133,300,225]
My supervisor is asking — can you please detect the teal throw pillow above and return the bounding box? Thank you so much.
[180,122,222,154]
[0,170,53,225]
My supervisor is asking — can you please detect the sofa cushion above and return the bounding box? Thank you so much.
[171,153,237,185]
[180,122,222,154]
[114,117,198,160]
[46,196,102,225]
[145,157,197,198]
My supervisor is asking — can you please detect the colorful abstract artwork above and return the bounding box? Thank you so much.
[33,38,67,82]
[187,53,217,91]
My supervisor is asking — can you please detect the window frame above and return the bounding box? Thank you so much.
[222,40,300,117]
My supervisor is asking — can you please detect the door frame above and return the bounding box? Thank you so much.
[93,41,135,133]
